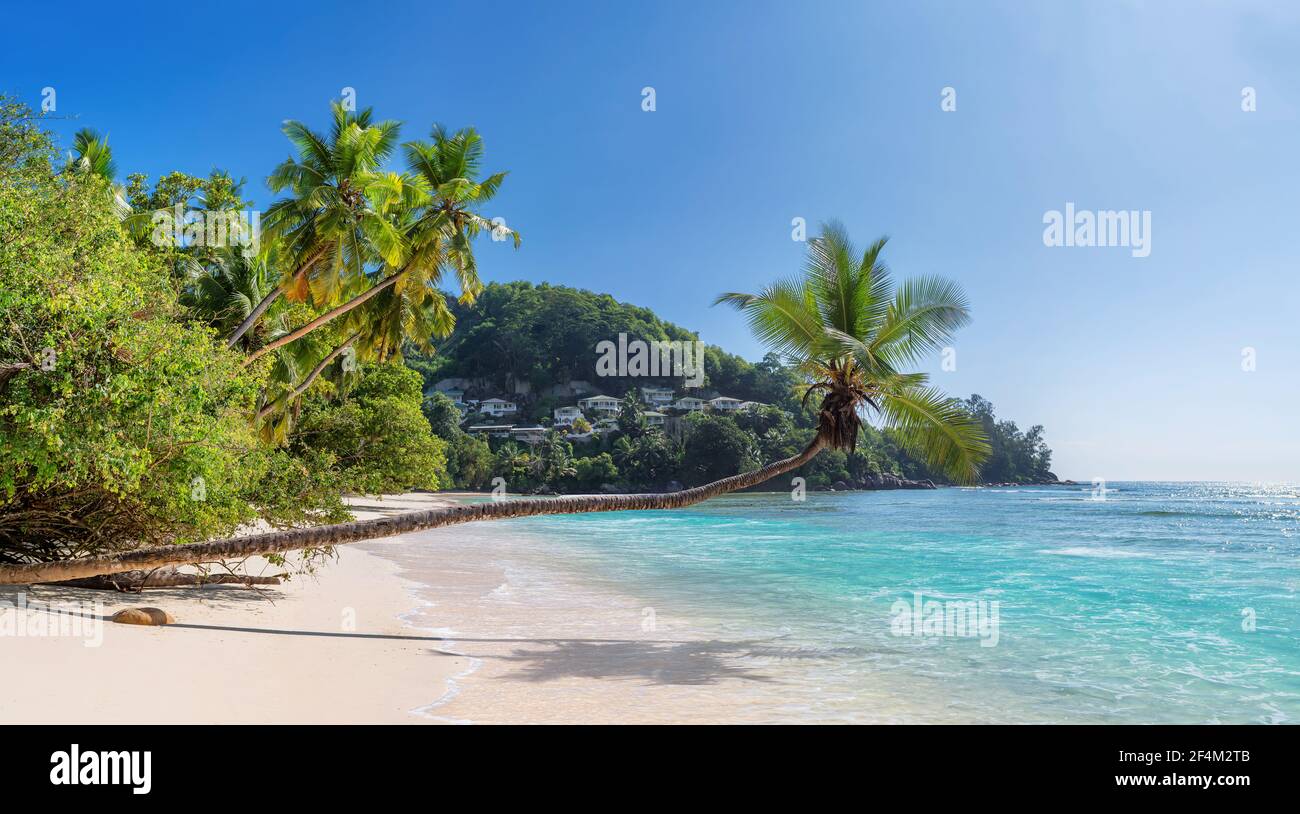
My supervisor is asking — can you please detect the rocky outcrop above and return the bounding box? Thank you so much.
[826,474,937,491]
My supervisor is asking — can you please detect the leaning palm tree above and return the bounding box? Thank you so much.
[0,223,987,585]
[240,125,518,365]
[224,102,404,348]
[179,246,279,350]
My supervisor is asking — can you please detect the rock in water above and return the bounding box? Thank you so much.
[110,607,175,626]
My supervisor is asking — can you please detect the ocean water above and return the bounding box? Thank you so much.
[461,482,1300,723]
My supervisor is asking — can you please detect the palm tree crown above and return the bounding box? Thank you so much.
[716,221,988,483]
[69,128,117,181]
[264,101,406,306]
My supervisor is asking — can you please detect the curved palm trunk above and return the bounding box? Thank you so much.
[0,436,825,585]
[226,285,282,348]
[255,331,362,420]
[225,244,331,348]
[244,267,408,365]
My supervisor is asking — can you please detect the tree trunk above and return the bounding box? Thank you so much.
[48,570,284,591]
[244,267,408,365]
[225,244,331,348]
[0,361,32,391]
[226,285,282,349]
[0,436,825,585]
[255,331,361,420]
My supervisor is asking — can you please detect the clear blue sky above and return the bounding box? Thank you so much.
[4,0,1298,481]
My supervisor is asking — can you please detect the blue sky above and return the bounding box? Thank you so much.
[4,0,1299,481]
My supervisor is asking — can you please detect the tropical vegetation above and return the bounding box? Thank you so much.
[0,92,1052,585]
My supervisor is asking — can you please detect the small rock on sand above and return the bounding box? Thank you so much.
[110,607,175,626]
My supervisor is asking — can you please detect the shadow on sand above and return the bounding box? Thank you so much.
[464,638,868,686]
[4,585,866,687]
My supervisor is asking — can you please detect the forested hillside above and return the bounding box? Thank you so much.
[406,282,1059,492]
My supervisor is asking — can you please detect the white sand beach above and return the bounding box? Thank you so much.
[1,493,809,724]
[0,495,472,724]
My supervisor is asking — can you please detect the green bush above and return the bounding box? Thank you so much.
[446,432,494,489]
[290,363,449,496]
[0,160,275,560]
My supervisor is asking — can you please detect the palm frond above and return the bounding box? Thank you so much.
[877,383,989,483]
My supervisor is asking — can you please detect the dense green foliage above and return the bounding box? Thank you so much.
[0,111,350,562]
[421,390,1055,495]
[964,395,1054,483]
[292,364,449,495]
[408,281,803,416]
[0,97,458,564]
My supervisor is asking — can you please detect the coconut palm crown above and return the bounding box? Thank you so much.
[716,222,988,483]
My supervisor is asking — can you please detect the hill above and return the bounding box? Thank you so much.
[405,282,1059,492]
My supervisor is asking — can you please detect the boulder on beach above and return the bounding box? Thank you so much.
[110,607,175,626]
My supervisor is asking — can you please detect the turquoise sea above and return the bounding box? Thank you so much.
[464,482,1300,723]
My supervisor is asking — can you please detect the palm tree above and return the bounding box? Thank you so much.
[179,246,279,349]
[225,102,404,348]
[0,223,987,585]
[68,128,116,181]
[240,125,518,364]
[67,129,129,217]
[248,173,463,424]
[718,223,989,477]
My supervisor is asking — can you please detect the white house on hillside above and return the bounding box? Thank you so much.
[578,394,620,414]
[478,398,518,417]
[644,410,666,427]
[709,396,744,411]
[553,405,584,425]
[641,386,675,407]
[673,396,706,412]
[510,426,547,444]
[467,424,514,438]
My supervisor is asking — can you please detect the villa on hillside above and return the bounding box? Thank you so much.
[478,398,518,417]
[709,396,744,412]
[644,410,666,427]
[673,396,706,412]
[578,394,620,414]
[467,424,514,438]
[640,386,675,408]
[510,426,547,444]
[553,405,584,425]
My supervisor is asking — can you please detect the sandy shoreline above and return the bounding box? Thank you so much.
[2,492,790,724]
[1,492,914,724]
[0,494,474,724]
